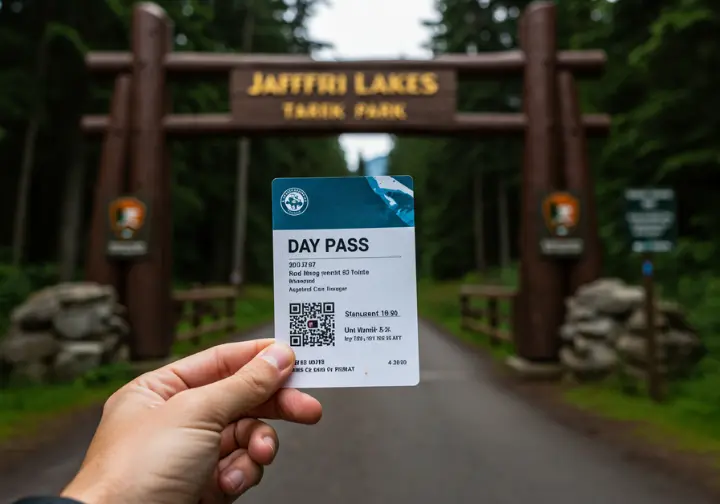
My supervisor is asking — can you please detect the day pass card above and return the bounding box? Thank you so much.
[272,176,419,388]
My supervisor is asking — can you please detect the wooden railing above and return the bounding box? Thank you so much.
[459,285,518,346]
[173,285,239,345]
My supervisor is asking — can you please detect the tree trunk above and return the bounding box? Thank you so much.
[12,10,52,267]
[58,137,87,281]
[231,0,255,286]
[472,170,486,274]
[498,176,511,269]
[232,137,251,285]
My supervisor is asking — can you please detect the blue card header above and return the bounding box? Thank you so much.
[272,176,415,230]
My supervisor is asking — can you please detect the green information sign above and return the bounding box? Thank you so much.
[624,188,677,253]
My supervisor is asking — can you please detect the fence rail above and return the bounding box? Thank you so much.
[172,285,239,344]
[459,285,518,346]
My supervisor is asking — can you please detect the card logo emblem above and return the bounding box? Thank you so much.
[280,187,309,216]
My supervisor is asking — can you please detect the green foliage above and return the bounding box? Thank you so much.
[0,0,347,286]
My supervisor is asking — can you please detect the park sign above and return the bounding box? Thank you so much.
[231,66,456,128]
[537,190,585,257]
[625,188,677,253]
[105,194,151,259]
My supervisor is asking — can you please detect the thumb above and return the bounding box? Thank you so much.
[192,342,296,425]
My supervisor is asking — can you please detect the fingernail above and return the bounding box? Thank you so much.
[260,343,294,370]
[263,436,275,453]
[221,468,245,492]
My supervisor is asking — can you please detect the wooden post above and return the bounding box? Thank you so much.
[86,75,131,291]
[190,301,201,346]
[225,295,236,336]
[517,2,565,361]
[642,254,662,401]
[126,3,173,360]
[558,71,602,294]
[488,297,499,346]
[509,294,518,344]
[161,17,175,352]
[460,294,469,329]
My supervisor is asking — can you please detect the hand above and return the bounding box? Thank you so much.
[61,339,322,504]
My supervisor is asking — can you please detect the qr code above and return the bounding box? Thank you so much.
[289,302,336,347]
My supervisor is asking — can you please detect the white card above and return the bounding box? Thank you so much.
[272,176,419,388]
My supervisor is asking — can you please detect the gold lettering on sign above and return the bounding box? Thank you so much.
[354,72,439,96]
[282,102,346,120]
[353,102,408,120]
[247,72,348,96]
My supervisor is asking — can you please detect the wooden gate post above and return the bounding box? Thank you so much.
[516,2,565,362]
[126,3,173,360]
[86,74,132,295]
[558,71,602,293]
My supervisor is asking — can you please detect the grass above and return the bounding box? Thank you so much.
[564,385,720,458]
[418,273,720,463]
[0,285,274,443]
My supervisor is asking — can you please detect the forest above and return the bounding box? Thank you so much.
[1,0,720,404]
[0,0,348,320]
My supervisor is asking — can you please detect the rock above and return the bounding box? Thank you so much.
[576,279,643,315]
[658,301,695,332]
[53,341,105,381]
[559,323,577,342]
[573,335,594,358]
[575,317,617,339]
[53,302,113,340]
[0,330,59,364]
[627,308,668,332]
[664,330,706,365]
[505,356,563,380]
[10,290,60,330]
[105,314,130,336]
[565,298,596,322]
[113,344,130,363]
[598,286,645,315]
[12,361,50,384]
[54,282,116,306]
[616,334,664,363]
[558,277,704,383]
[560,343,617,380]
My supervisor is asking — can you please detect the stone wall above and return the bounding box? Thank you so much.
[0,283,130,384]
[560,278,706,381]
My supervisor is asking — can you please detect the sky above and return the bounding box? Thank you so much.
[306,0,437,171]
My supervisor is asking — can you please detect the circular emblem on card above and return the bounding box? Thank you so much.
[280,187,309,216]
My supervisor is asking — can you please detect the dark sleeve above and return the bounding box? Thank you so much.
[13,498,85,504]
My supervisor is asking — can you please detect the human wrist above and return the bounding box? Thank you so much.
[60,477,118,504]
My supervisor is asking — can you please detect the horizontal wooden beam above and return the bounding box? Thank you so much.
[82,112,611,137]
[172,286,238,302]
[459,284,518,298]
[86,52,313,74]
[86,50,605,77]
[176,318,235,341]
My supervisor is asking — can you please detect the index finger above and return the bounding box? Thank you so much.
[135,339,276,400]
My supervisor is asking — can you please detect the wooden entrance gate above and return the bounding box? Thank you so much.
[81,1,610,363]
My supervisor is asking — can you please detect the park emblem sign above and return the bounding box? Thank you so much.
[538,190,584,257]
[231,67,456,128]
[106,195,151,258]
[624,188,677,253]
